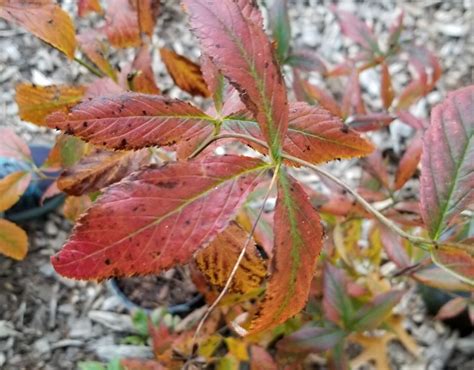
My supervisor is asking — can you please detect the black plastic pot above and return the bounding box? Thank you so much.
[1,144,64,222]
[108,277,204,317]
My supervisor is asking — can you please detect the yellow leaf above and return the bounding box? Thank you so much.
[0,171,32,212]
[16,84,85,126]
[225,338,249,361]
[0,219,28,260]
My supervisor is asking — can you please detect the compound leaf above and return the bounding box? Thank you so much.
[184,0,289,157]
[249,171,323,334]
[0,0,76,58]
[51,156,269,280]
[420,86,473,240]
[16,83,85,126]
[47,93,216,154]
[0,219,28,260]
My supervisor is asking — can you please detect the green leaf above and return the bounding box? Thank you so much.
[269,0,291,63]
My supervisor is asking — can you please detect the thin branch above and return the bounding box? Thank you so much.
[192,164,280,343]
[74,57,104,78]
[281,152,431,247]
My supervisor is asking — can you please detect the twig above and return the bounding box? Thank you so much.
[192,164,280,343]
[74,57,104,78]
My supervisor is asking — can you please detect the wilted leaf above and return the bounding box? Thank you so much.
[431,243,474,285]
[269,0,290,63]
[394,134,422,190]
[194,222,267,295]
[0,219,28,260]
[51,156,269,280]
[16,83,85,126]
[249,171,323,334]
[47,93,216,154]
[420,86,473,240]
[350,333,395,370]
[185,0,288,156]
[128,45,160,94]
[78,0,103,17]
[332,7,379,53]
[277,325,346,353]
[436,297,467,320]
[0,0,76,58]
[57,149,149,195]
[159,48,209,97]
[0,128,32,161]
[0,171,32,212]
[103,0,140,48]
[77,30,116,80]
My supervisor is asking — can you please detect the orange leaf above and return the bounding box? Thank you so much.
[394,134,422,190]
[194,222,267,295]
[380,62,394,109]
[63,195,93,222]
[77,30,116,79]
[0,171,32,212]
[136,0,160,36]
[249,171,323,334]
[16,83,85,126]
[436,297,467,320]
[127,45,160,94]
[0,219,28,260]
[78,0,103,17]
[160,48,210,97]
[302,81,342,118]
[0,0,76,58]
[57,149,149,196]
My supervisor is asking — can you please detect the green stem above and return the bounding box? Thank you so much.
[74,57,104,78]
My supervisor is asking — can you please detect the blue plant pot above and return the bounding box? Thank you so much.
[1,144,65,222]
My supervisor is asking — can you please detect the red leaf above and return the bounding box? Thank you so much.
[249,171,323,334]
[332,7,379,52]
[347,113,395,132]
[250,346,278,370]
[46,93,216,153]
[287,49,327,74]
[235,0,264,28]
[342,68,366,118]
[78,0,103,17]
[103,0,140,48]
[51,156,269,280]
[435,297,467,320]
[0,0,76,58]
[283,103,374,163]
[380,62,394,110]
[420,86,473,239]
[394,134,423,190]
[361,150,390,189]
[379,226,411,269]
[0,128,32,161]
[431,243,474,285]
[200,53,224,111]
[184,0,289,155]
[397,111,427,131]
[121,359,164,370]
[302,81,342,118]
[85,78,124,98]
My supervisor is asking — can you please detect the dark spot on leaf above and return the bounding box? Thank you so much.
[104,258,112,265]
[83,121,88,128]
[157,181,178,189]
[340,125,349,133]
